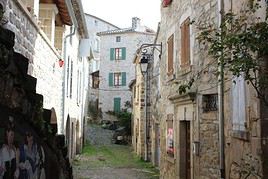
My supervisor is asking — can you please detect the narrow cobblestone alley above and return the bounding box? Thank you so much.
[73,125,159,179]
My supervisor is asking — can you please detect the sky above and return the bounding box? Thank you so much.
[81,0,161,31]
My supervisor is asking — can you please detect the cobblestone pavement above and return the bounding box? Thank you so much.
[73,124,159,179]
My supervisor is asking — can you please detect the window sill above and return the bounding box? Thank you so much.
[166,73,176,83]
[178,65,192,76]
[231,130,250,141]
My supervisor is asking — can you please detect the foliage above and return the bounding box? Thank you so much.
[106,101,132,135]
[88,100,101,121]
[194,2,268,105]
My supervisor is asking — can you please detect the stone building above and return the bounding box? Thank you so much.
[98,17,155,120]
[131,0,268,178]
[1,0,89,160]
[84,14,119,121]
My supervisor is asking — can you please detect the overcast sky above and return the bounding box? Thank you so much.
[81,0,161,31]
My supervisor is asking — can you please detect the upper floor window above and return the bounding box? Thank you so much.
[109,72,126,87]
[110,47,126,60]
[95,39,100,52]
[116,36,121,42]
[94,20,98,26]
[180,17,190,68]
[167,34,174,75]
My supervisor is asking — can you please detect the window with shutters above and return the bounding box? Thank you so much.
[232,76,247,131]
[114,72,122,86]
[109,72,126,87]
[110,47,126,61]
[166,114,174,158]
[180,18,190,68]
[167,34,174,75]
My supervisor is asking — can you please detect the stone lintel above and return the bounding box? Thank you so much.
[168,91,196,104]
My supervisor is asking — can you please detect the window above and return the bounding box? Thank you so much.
[109,72,126,86]
[116,36,121,42]
[115,48,122,60]
[110,47,126,60]
[94,39,100,52]
[167,34,174,75]
[94,20,98,26]
[70,61,73,98]
[180,18,190,68]
[114,72,122,86]
[232,76,246,131]
[114,97,121,113]
[203,94,218,112]
[166,114,174,158]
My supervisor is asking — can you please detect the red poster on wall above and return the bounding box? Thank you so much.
[167,128,174,157]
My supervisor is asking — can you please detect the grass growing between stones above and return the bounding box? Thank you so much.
[73,144,159,178]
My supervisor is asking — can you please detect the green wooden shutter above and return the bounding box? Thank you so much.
[114,97,121,113]
[109,73,113,86]
[122,72,126,86]
[122,47,126,60]
[110,48,115,60]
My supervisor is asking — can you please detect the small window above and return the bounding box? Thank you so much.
[203,94,218,112]
[116,36,121,42]
[94,20,98,26]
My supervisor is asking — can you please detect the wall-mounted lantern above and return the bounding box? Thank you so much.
[59,59,64,67]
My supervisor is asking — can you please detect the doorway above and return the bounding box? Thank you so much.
[180,121,191,179]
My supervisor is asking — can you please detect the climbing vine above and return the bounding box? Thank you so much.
[180,2,268,105]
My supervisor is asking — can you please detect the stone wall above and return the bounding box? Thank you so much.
[152,0,267,178]
[154,0,220,178]
[0,26,72,179]
[4,0,63,131]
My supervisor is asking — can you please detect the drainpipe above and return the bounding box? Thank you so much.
[61,0,78,134]
[218,0,225,178]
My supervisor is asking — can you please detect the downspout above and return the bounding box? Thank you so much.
[218,0,225,178]
[61,0,78,134]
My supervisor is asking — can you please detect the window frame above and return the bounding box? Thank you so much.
[116,36,121,42]
[167,34,174,76]
[180,17,191,68]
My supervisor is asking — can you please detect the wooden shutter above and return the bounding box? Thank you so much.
[122,72,126,86]
[114,97,121,113]
[181,18,190,67]
[167,34,174,75]
[122,47,126,60]
[110,48,115,60]
[109,73,113,86]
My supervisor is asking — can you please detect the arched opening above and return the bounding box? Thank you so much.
[50,107,58,134]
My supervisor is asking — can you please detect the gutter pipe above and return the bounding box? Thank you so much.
[61,0,78,134]
[218,0,225,178]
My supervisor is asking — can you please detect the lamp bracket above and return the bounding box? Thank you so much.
[139,43,162,57]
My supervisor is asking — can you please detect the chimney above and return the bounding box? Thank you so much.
[132,17,141,30]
